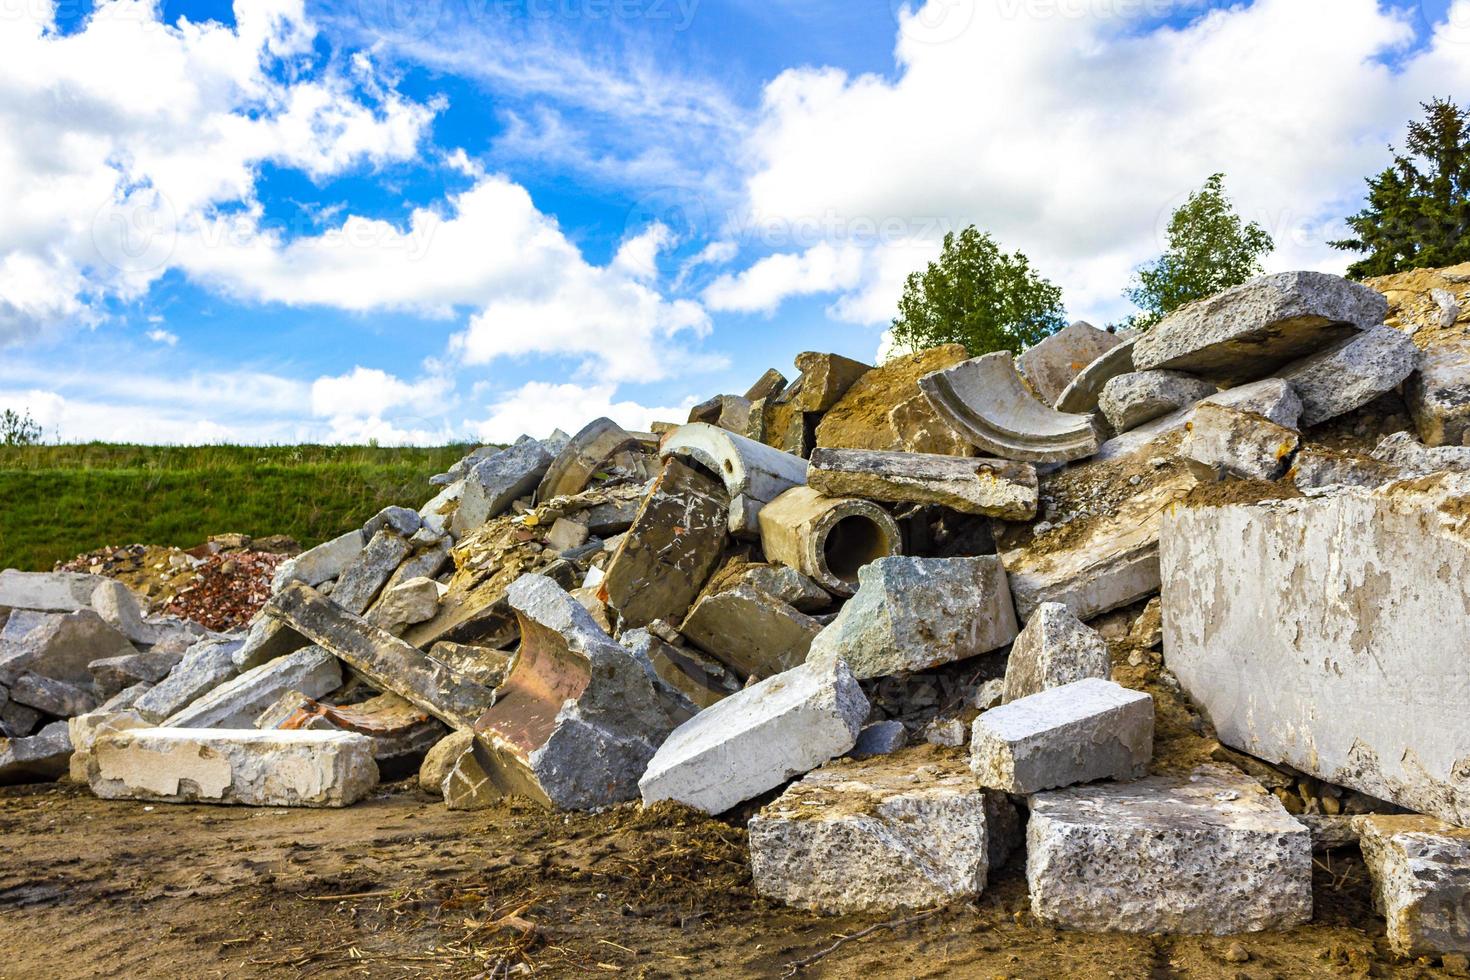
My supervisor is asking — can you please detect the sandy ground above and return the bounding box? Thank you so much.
[0,777,1446,979]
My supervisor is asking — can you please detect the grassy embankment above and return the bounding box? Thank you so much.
[0,443,473,572]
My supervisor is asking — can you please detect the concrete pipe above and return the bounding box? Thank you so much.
[757,485,901,596]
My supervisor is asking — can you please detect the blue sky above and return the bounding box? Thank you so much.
[2,0,1468,443]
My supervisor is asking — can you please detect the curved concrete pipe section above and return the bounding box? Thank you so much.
[919,352,1101,464]
[757,485,901,596]
[1055,338,1137,415]
[661,422,809,537]
[537,418,656,503]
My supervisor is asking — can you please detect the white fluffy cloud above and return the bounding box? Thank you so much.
[472,381,696,444]
[731,0,1470,323]
[0,0,434,342]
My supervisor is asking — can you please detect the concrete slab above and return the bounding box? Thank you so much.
[807,447,1038,520]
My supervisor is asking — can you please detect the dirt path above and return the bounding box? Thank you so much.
[0,780,1436,979]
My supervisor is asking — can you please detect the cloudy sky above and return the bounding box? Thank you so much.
[2,0,1467,444]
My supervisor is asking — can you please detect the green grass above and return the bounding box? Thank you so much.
[0,443,475,572]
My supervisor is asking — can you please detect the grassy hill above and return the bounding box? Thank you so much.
[0,443,473,572]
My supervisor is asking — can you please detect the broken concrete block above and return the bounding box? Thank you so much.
[1372,431,1470,476]
[1018,320,1124,407]
[970,678,1152,794]
[163,646,341,730]
[749,749,994,913]
[88,648,184,701]
[231,615,309,671]
[0,569,105,613]
[427,641,512,691]
[133,636,242,724]
[441,736,501,810]
[1181,402,1301,481]
[88,578,154,645]
[368,576,441,634]
[271,529,366,591]
[1093,377,1304,464]
[1278,324,1420,427]
[473,575,684,810]
[919,352,1102,463]
[744,367,788,403]
[1100,369,1217,433]
[89,728,378,807]
[1359,815,1470,958]
[1408,336,1470,447]
[419,729,474,796]
[680,585,821,679]
[1056,336,1137,415]
[418,479,463,537]
[0,609,135,688]
[790,351,873,412]
[850,719,908,758]
[687,393,753,435]
[621,628,739,711]
[1160,475,1470,826]
[1290,447,1402,490]
[661,422,809,537]
[807,447,1038,520]
[757,485,901,596]
[364,505,421,538]
[0,721,72,785]
[1002,601,1111,704]
[1132,271,1387,384]
[98,681,152,714]
[265,582,493,730]
[537,417,651,503]
[330,530,413,616]
[639,656,868,814]
[9,672,97,717]
[600,457,730,629]
[814,344,973,456]
[719,563,831,613]
[545,517,590,553]
[257,690,445,779]
[67,709,148,783]
[807,556,1017,680]
[0,696,40,738]
[1027,766,1312,934]
[453,439,557,537]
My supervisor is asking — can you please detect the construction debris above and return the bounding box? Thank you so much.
[757,486,901,595]
[1359,815,1470,958]
[807,447,1038,519]
[1099,370,1218,433]
[1001,601,1111,703]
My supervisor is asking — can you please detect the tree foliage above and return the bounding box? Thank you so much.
[1123,173,1274,331]
[1331,98,1470,278]
[1,409,43,447]
[890,226,1066,356]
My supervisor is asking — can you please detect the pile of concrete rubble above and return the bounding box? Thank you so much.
[4,263,1470,958]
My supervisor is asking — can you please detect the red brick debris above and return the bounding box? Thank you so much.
[164,551,287,631]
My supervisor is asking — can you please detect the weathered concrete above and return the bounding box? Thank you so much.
[0,721,72,785]
[537,418,652,503]
[1099,370,1217,433]
[453,439,557,537]
[621,629,740,711]
[163,646,342,730]
[0,609,135,688]
[791,351,873,412]
[1290,447,1402,491]
[1001,602,1111,703]
[680,585,821,679]
[419,729,475,797]
[1372,431,1470,476]
[1160,475,1470,826]
[919,352,1101,463]
[807,447,1038,520]
[1055,337,1136,415]
[1093,377,1303,463]
[89,648,184,700]
[67,709,148,782]
[744,367,788,403]
[807,556,1017,680]
[440,736,501,810]
[971,678,1153,794]
[88,578,156,645]
[1132,271,1387,384]
[265,582,493,731]
[749,749,994,913]
[473,575,685,810]
[9,672,97,717]
[133,637,242,723]
[1279,324,1420,427]
[813,344,974,456]
[271,529,366,591]
[231,615,310,671]
[1359,815,1470,958]
[1180,402,1301,481]
[850,719,908,758]
[364,505,421,538]
[1017,321,1124,407]
[599,457,729,628]
[89,728,378,807]
[0,569,106,613]
[426,641,512,691]
[661,422,808,536]
[331,530,413,615]
[545,517,590,553]
[1027,766,1313,934]
[368,576,442,634]
[1408,336,1470,447]
[1002,470,1197,622]
[639,656,868,814]
[721,563,831,613]
[757,486,901,596]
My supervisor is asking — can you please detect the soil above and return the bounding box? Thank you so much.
[0,774,1449,980]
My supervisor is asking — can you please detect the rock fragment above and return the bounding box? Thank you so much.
[660,423,808,536]
[749,749,996,913]
[419,729,474,797]
[639,657,867,814]
[807,447,1038,519]
[1359,815,1470,958]
[1027,766,1313,934]
[1099,370,1217,433]
[1001,601,1111,703]
[807,556,1017,680]
[1017,320,1124,406]
[89,728,378,807]
[0,609,135,688]
[679,585,821,678]
[1180,402,1301,481]
[0,570,106,613]
[850,719,908,758]
[331,530,413,615]
[1278,324,1420,427]
[163,646,342,730]
[1056,337,1136,415]
[970,678,1153,794]
[453,439,557,537]
[271,529,366,591]
[0,720,72,785]
[132,637,242,723]
[368,576,442,634]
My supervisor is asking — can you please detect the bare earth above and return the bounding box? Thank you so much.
[0,779,1439,979]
